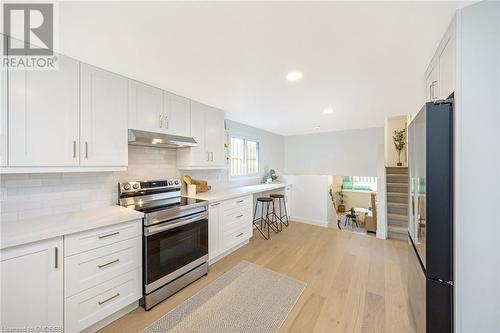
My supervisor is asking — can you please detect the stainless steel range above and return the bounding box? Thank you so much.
[118,179,208,310]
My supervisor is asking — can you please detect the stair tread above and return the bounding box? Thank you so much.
[388,213,408,219]
[387,182,408,186]
[388,225,407,233]
[387,202,408,207]
[387,192,407,197]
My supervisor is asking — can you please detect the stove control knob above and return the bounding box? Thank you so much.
[132,183,140,190]
[168,180,173,186]
[174,180,180,185]
[123,183,131,191]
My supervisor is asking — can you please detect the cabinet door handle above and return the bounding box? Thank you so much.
[207,152,210,162]
[98,258,120,269]
[236,200,244,203]
[98,231,120,239]
[54,247,58,269]
[210,152,214,161]
[210,202,221,207]
[165,117,169,129]
[236,214,244,218]
[236,232,244,238]
[159,114,163,128]
[431,80,438,100]
[98,292,120,305]
[73,141,77,158]
[85,142,89,158]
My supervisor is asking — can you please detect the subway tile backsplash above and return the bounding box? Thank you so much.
[0,145,264,223]
[0,146,180,222]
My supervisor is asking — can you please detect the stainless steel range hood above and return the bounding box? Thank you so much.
[128,129,197,148]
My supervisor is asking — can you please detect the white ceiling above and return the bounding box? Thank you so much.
[57,1,469,136]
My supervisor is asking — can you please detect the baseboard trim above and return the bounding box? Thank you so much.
[209,239,250,265]
[289,216,328,228]
[376,230,387,240]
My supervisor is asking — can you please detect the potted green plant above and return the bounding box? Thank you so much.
[336,186,346,212]
[393,128,406,166]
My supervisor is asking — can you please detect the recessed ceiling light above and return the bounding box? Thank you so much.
[314,126,321,130]
[323,108,334,115]
[286,71,302,82]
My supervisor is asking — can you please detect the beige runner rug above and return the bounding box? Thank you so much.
[140,261,306,333]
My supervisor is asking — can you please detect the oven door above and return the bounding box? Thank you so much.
[144,211,208,294]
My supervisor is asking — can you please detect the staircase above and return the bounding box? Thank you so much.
[386,167,409,240]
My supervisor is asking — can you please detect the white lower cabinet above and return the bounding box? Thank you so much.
[64,221,142,333]
[0,220,142,333]
[208,195,253,262]
[64,269,141,333]
[64,237,141,297]
[0,237,64,330]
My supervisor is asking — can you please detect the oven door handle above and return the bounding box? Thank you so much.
[145,212,208,236]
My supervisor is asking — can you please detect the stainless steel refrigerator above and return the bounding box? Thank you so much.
[408,100,453,333]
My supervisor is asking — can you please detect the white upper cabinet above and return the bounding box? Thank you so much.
[438,31,456,100]
[80,64,128,166]
[128,81,191,137]
[425,18,456,102]
[177,101,225,169]
[204,104,225,166]
[1,34,7,167]
[164,92,191,137]
[8,54,80,166]
[1,237,63,329]
[128,80,164,132]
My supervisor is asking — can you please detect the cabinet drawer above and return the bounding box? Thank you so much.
[221,195,253,213]
[222,224,252,249]
[64,269,141,333]
[222,207,252,230]
[64,237,141,297]
[65,220,141,256]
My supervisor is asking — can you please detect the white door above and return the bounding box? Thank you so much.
[189,100,208,165]
[204,105,225,166]
[1,237,63,328]
[208,202,221,260]
[164,92,191,136]
[8,55,80,166]
[80,64,128,166]
[1,34,8,167]
[438,35,455,100]
[128,80,163,132]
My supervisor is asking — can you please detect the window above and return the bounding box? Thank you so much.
[230,137,259,177]
[342,176,377,192]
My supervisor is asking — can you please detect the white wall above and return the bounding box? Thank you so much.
[376,143,387,239]
[455,2,500,331]
[384,116,408,167]
[284,127,384,177]
[281,174,330,227]
[183,119,285,191]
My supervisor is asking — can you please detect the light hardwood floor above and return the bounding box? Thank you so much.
[99,222,415,333]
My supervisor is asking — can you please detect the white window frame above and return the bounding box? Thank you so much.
[229,135,260,178]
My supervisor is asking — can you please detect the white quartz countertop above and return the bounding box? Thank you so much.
[184,183,290,202]
[1,206,144,250]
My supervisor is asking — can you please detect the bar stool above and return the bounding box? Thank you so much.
[253,197,279,240]
[270,193,289,228]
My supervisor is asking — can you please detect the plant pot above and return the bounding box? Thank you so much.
[338,204,346,213]
[397,162,403,166]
